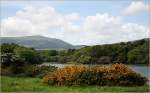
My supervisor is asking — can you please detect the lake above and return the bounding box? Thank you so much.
[41,63,149,78]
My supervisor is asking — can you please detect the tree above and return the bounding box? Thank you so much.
[127,43,149,64]
[115,45,128,63]
[0,43,19,66]
[10,55,27,74]
[97,56,111,64]
[48,50,58,56]
[1,43,18,54]
[76,55,91,64]
[14,47,42,64]
[1,53,14,66]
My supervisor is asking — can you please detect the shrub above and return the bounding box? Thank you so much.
[1,63,57,78]
[14,47,42,64]
[75,55,91,64]
[43,63,148,86]
[1,66,13,76]
[33,65,58,77]
[30,65,57,78]
[97,56,111,64]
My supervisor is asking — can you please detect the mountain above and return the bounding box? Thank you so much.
[1,35,149,50]
[74,45,88,49]
[0,35,74,50]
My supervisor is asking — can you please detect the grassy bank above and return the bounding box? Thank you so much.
[1,76,149,92]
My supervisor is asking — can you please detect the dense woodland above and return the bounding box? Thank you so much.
[39,38,149,64]
[1,38,149,65]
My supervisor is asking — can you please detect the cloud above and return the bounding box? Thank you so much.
[1,6,80,37]
[80,14,149,44]
[123,1,150,15]
[1,6,149,45]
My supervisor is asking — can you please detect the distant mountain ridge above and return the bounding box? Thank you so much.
[0,35,149,50]
[0,35,75,50]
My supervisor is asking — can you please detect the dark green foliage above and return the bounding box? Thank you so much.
[1,38,149,65]
[1,53,14,66]
[51,38,148,64]
[127,42,149,64]
[76,55,91,64]
[1,43,43,65]
[14,47,42,64]
[1,64,57,77]
[97,56,111,64]
[0,43,48,77]
[0,43,18,53]
[31,65,57,78]
[39,50,59,62]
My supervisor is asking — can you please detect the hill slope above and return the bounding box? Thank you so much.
[0,35,74,49]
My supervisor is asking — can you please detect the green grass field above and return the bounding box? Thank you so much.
[1,76,149,92]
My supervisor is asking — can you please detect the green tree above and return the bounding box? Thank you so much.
[127,43,149,64]
[76,55,91,64]
[15,47,42,64]
[1,43,18,54]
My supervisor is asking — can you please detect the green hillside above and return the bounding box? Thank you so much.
[0,35,74,49]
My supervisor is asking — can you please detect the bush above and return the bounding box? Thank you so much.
[43,63,148,86]
[97,56,111,64]
[1,64,57,78]
[76,55,91,64]
[1,66,13,76]
[14,47,42,64]
[31,65,58,78]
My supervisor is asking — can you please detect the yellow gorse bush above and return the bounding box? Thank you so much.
[43,63,147,86]
[43,65,87,85]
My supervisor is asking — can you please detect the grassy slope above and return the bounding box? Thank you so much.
[1,76,149,92]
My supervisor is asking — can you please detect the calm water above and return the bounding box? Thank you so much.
[128,65,149,78]
[42,63,150,78]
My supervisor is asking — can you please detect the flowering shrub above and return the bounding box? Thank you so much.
[43,63,147,86]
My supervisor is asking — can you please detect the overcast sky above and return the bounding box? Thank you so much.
[1,0,150,45]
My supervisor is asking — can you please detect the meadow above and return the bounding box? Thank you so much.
[1,76,149,92]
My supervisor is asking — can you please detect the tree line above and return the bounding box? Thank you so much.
[39,38,149,64]
[0,38,149,65]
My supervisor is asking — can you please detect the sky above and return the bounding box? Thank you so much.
[1,0,150,45]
